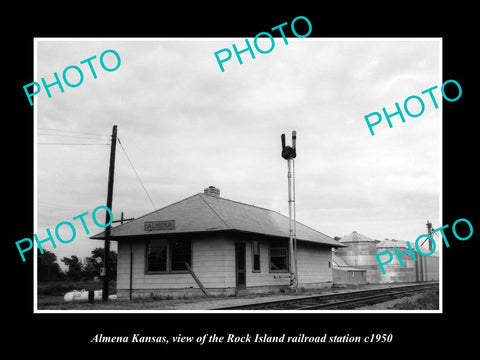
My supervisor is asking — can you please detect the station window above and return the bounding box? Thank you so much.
[270,240,289,272]
[171,239,191,271]
[146,239,191,273]
[252,239,261,272]
[147,239,168,272]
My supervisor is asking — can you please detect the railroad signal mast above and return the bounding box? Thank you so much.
[281,131,298,292]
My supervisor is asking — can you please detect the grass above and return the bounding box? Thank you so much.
[392,289,439,310]
[37,282,439,311]
[36,284,290,310]
[38,291,224,310]
[37,280,116,296]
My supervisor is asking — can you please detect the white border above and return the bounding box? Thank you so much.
[33,37,443,314]
[33,38,39,312]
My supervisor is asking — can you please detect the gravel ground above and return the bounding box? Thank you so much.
[37,282,427,311]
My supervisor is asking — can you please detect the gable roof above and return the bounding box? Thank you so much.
[90,192,344,247]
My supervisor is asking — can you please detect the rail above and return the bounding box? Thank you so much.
[216,282,439,310]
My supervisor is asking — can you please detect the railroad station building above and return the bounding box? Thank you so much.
[91,186,344,299]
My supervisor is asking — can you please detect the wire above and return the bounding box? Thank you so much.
[38,133,108,140]
[117,137,157,210]
[38,127,109,137]
[37,202,87,211]
[420,225,439,247]
[38,142,109,145]
[420,237,430,247]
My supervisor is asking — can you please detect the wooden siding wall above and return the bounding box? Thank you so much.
[117,235,232,292]
[241,238,289,287]
[225,236,333,287]
[296,242,333,285]
[117,234,334,296]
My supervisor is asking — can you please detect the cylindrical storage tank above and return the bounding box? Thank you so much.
[376,239,417,283]
[424,253,439,281]
[335,231,379,283]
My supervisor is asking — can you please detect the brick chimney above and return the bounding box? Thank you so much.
[204,186,220,198]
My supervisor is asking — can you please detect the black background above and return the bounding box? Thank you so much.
[5,4,477,355]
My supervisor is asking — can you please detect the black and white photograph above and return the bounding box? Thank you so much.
[32,38,442,312]
[6,6,477,354]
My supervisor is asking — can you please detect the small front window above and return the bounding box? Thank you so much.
[171,239,191,271]
[146,239,191,273]
[270,240,288,272]
[147,239,168,272]
[252,240,261,272]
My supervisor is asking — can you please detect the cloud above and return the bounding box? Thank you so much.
[36,38,442,259]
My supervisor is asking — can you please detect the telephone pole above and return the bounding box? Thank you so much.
[426,221,433,251]
[102,125,117,302]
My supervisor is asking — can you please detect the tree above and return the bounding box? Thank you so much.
[83,247,117,281]
[61,255,83,281]
[37,249,64,282]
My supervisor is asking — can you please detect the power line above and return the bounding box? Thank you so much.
[37,202,87,211]
[38,132,108,140]
[117,137,157,210]
[38,142,109,145]
[420,224,439,247]
[38,127,109,137]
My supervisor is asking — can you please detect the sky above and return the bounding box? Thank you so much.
[34,38,442,268]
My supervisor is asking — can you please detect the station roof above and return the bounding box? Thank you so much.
[90,192,344,247]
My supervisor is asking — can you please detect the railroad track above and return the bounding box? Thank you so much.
[217,282,439,310]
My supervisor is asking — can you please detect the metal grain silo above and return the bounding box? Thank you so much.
[376,239,417,283]
[424,252,439,281]
[335,231,380,283]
